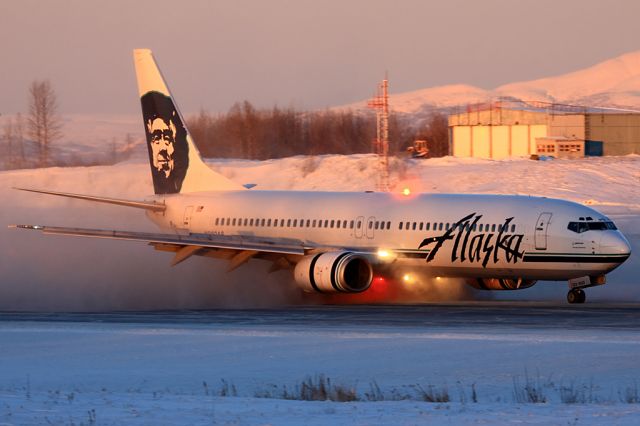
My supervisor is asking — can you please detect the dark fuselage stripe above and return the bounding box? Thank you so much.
[398,252,430,259]
[523,254,629,263]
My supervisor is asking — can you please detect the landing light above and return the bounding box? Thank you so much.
[402,273,418,285]
[377,249,398,260]
[377,249,391,258]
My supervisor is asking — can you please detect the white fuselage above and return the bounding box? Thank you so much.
[146,191,631,281]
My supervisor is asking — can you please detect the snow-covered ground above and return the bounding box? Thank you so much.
[1,315,639,425]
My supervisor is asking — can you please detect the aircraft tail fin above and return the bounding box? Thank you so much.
[133,49,243,194]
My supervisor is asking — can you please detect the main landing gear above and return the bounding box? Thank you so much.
[567,288,586,304]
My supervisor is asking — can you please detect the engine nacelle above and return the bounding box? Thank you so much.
[294,252,373,293]
[466,278,537,291]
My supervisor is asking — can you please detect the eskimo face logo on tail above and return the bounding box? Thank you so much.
[147,117,176,177]
[418,213,525,268]
[141,91,189,194]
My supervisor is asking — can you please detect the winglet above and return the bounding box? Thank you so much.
[8,224,44,230]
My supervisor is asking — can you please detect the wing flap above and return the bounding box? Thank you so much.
[11,224,305,256]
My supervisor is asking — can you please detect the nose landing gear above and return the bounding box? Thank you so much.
[567,288,586,304]
[566,275,605,304]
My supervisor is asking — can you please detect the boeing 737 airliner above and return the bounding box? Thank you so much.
[11,49,631,304]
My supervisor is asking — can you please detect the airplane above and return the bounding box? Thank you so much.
[10,49,631,304]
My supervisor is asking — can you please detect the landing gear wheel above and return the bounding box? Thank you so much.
[567,289,586,304]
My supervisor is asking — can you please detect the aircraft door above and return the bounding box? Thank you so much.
[183,206,194,227]
[534,212,552,250]
[354,216,364,239]
[366,216,375,239]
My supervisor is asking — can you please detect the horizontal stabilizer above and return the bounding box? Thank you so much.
[13,188,166,212]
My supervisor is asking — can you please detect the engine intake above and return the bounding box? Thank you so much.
[294,252,373,293]
[466,278,537,291]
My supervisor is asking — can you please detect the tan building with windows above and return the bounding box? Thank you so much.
[548,113,640,156]
[536,136,585,159]
[448,106,640,158]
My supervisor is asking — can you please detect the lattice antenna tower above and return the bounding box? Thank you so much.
[367,76,390,192]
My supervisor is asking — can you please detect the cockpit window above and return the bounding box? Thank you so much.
[568,222,587,233]
[568,221,617,233]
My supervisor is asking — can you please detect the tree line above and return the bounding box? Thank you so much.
[2,81,451,170]
[186,101,449,160]
[187,101,379,159]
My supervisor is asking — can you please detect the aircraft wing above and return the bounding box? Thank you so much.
[10,224,307,270]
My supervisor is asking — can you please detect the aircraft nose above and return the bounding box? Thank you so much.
[600,232,632,256]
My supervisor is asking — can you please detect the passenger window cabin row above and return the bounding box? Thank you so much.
[399,221,516,233]
[212,217,516,233]
[214,217,357,229]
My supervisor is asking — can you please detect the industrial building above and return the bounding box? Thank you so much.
[448,102,640,158]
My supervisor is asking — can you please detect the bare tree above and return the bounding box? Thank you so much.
[2,117,14,169]
[416,113,449,157]
[124,132,134,160]
[27,80,63,167]
[110,137,118,164]
[15,113,25,167]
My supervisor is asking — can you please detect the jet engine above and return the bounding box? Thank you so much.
[466,278,537,290]
[294,252,373,293]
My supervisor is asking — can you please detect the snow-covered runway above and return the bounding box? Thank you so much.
[1,305,639,425]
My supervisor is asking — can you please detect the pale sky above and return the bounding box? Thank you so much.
[2,0,640,114]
